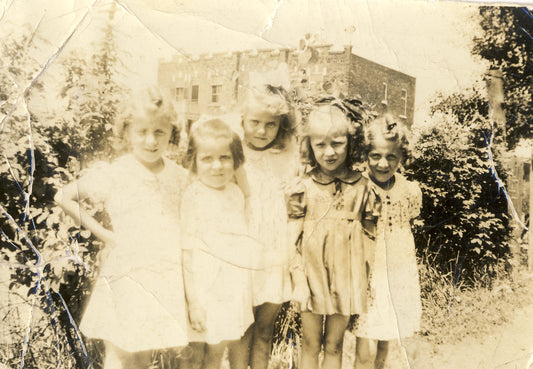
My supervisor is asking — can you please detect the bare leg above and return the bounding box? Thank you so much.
[374,341,389,369]
[400,337,419,368]
[203,342,227,369]
[228,325,253,369]
[354,337,377,369]
[322,314,350,369]
[179,342,207,369]
[300,312,323,369]
[250,303,282,369]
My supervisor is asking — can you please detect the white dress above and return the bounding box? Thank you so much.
[78,154,189,352]
[181,181,254,344]
[243,144,297,306]
[355,173,422,340]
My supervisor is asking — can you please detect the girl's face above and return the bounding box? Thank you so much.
[308,109,349,177]
[243,103,281,149]
[367,136,403,184]
[195,138,235,190]
[128,118,172,171]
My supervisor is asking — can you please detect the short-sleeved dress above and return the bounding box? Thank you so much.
[243,144,298,306]
[78,154,188,352]
[287,168,379,316]
[355,173,422,340]
[181,180,254,344]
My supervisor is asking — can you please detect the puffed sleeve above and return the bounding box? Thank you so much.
[407,181,423,219]
[362,180,381,236]
[77,161,114,203]
[285,178,307,219]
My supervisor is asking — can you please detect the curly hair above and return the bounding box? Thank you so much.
[364,113,411,163]
[241,84,296,149]
[299,96,366,169]
[183,118,245,173]
[115,87,181,152]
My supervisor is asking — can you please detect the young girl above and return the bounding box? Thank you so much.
[181,118,264,369]
[228,83,297,369]
[354,114,422,369]
[287,99,378,369]
[54,88,188,369]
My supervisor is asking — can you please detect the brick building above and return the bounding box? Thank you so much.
[158,45,415,129]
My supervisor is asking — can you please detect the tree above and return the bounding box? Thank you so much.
[473,7,533,149]
[406,88,513,286]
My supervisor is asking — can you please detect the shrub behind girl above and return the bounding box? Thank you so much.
[287,98,378,369]
[354,114,422,369]
[55,87,188,369]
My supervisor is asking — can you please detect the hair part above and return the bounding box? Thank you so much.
[241,84,295,149]
[183,118,245,173]
[364,113,411,163]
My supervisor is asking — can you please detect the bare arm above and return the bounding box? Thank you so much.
[182,248,205,332]
[54,181,116,246]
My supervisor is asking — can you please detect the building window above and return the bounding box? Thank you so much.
[211,85,222,103]
[175,87,185,101]
[400,89,408,118]
[191,85,199,103]
[382,82,388,105]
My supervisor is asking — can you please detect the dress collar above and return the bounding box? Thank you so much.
[308,167,362,185]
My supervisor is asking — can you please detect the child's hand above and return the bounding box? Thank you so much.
[188,306,206,333]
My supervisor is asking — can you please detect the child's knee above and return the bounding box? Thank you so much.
[355,338,374,364]
[302,334,322,356]
[323,336,343,357]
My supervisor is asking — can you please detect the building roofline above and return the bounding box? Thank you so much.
[350,53,415,80]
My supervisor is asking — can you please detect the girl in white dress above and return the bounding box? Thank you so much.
[181,118,265,369]
[55,88,188,369]
[229,82,298,369]
[354,114,423,369]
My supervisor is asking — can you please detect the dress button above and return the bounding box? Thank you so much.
[389,223,392,226]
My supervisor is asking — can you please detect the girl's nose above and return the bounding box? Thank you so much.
[257,125,266,135]
[145,133,156,146]
[324,145,335,156]
[212,159,222,169]
[377,157,389,168]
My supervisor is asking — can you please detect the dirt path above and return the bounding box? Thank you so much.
[420,301,533,369]
[342,280,533,369]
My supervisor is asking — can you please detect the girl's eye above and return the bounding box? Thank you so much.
[332,141,344,147]
[386,155,398,161]
[266,122,276,128]
[369,154,381,160]
[221,155,232,161]
[314,142,325,148]
[199,156,213,163]
[154,130,166,136]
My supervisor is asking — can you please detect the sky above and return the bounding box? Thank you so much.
[1,0,531,123]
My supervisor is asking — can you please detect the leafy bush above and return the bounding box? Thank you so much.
[406,88,512,286]
[1,17,124,368]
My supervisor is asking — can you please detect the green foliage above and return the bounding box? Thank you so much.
[473,7,533,149]
[1,10,126,367]
[406,88,512,285]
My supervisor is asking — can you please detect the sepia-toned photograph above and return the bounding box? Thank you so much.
[1,1,532,368]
